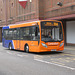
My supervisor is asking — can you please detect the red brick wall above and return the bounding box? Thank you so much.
[0,0,75,26]
[0,0,39,27]
[44,0,75,19]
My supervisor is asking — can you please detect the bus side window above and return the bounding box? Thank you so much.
[9,30,13,40]
[3,30,9,40]
[32,26,40,40]
[13,29,17,39]
[32,27,35,40]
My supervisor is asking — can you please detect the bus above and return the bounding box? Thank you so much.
[2,20,64,52]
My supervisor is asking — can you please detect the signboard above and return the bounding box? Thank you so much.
[45,22,58,26]
[18,0,27,9]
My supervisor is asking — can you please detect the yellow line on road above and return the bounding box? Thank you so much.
[34,55,43,59]
[51,61,65,66]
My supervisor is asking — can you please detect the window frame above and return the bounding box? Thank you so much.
[3,25,40,41]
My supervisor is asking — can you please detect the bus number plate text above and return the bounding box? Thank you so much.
[51,49,56,51]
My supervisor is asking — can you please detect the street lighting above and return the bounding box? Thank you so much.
[30,0,32,2]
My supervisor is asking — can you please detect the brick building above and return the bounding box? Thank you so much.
[0,0,75,45]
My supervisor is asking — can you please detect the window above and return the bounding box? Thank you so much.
[13,29,17,39]
[16,28,20,40]
[20,26,40,41]
[9,29,13,40]
[31,26,40,41]
[20,27,32,40]
[3,26,40,41]
[41,21,63,42]
[3,30,9,39]
[3,28,19,40]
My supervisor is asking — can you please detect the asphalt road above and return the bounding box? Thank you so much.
[0,43,75,75]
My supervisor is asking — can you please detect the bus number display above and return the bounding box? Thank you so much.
[45,22,58,26]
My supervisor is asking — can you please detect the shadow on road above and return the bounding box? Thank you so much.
[5,48,63,55]
[31,51,63,55]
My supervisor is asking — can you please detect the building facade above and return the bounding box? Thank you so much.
[0,0,75,45]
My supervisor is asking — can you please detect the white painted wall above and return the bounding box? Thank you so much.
[66,21,75,44]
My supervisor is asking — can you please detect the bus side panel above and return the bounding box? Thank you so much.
[20,40,28,51]
[13,40,22,50]
[19,40,32,51]
[13,40,17,50]
[17,40,40,52]
[2,39,14,49]
[29,41,39,52]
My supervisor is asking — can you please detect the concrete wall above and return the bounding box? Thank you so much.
[0,27,2,42]
[66,21,75,44]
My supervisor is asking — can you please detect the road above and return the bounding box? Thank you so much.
[0,43,75,75]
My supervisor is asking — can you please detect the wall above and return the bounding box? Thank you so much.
[0,27,2,42]
[0,0,39,27]
[66,21,75,44]
[0,0,75,27]
[44,0,75,20]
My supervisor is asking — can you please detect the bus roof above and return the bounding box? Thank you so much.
[3,20,62,29]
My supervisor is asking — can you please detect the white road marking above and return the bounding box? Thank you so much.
[7,51,12,55]
[6,51,26,57]
[34,59,75,70]
[17,54,24,57]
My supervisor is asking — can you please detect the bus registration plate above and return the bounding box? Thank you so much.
[51,49,56,51]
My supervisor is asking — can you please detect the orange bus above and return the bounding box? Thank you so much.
[2,20,64,52]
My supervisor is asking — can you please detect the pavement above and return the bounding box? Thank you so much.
[64,46,75,50]
[64,46,75,55]
[0,43,75,75]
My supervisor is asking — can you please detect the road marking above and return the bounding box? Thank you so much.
[34,55,43,59]
[17,54,24,57]
[60,53,75,57]
[34,59,75,70]
[22,55,28,57]
[51,61,65,66]
[7,51,12,55]
[6,51,28,57]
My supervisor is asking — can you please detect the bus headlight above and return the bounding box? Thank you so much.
[60,42,64,47]
[42,43,47,48]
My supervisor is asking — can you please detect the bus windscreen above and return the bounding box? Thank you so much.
[41,21,63,42]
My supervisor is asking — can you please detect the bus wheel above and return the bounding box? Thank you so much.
[9,43,12,50]
[25,45,29,53]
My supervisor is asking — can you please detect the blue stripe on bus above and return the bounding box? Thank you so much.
[2,39,14,49]
[3,26,9,29]
[12,40,14,49]
[2,26,14,49]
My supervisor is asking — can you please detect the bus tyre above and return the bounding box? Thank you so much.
[25,45,29,53]
[9,43,12,50]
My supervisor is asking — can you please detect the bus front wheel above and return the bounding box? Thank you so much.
[24,45,29,53]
